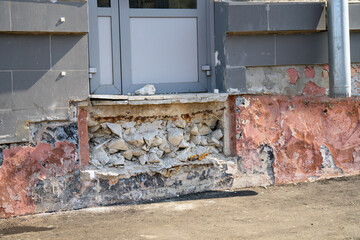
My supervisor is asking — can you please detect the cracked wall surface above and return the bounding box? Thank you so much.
[0,101,251,217]
[246,64,360,96]
[234,95,360,184]
[2,96,360,218]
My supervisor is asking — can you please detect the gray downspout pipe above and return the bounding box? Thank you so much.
[328,0,351,98]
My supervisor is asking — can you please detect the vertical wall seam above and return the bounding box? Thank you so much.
[266,4,270,31]
[9,1,12,31]
[274,35,277,65]
[49,35,52,70]
[10,70,13,111]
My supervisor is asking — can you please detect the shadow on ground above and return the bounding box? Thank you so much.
[139,190,258,205]
[0,226,55,236]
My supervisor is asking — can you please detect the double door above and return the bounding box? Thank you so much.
[89,0,211,95]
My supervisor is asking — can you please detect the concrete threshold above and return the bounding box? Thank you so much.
[88,93,229,106]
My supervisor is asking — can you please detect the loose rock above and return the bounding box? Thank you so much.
[159,138,172,153]
[106,123,123,137]
[108,155,125,167]
[168,128,183,146]
[200,136,208,146]
[126,135,145,147]
[92,146,109,166]
[148,153,161,163]
[134,84,156,95]
[143,133,162,147]
[132,148,145,157]
[179,139,190,149]
[122,122,136,129]
[139,154,148,165]
[211,129,223,140]
[108,139,129,151]
[122,150,133,160]
[87,119,98,127]
[174,119,187,129]
[199,124,212,136]
[204,117,218,129]
[191,134,201,145]
[189,125,199,135]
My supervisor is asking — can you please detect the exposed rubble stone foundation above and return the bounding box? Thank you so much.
[72,102,242,207]
[2,95,360,218]
[0,101,246,217]
[87,103,225,170]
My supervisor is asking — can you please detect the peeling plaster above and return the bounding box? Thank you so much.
[235,95,360,184]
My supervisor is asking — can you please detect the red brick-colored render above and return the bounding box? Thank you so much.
[0,142,77,218]
[235,95,360,184]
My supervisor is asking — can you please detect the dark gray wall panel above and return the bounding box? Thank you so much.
[51,35,88,70]
[351,33,360,62]
[0,111,17,139]
[0,34,50,70]
[218,2,326,33]
[0,1,10,31]
[226,35,275,67]
[13,70,88,110]
[350,4,360,30]
[0,72,12,110]
[276,32,329,65]
[214,1,229,92]
[268,3,326,31]
[228,4,267,32]
[225,67,246,92]
[11,1,88,32]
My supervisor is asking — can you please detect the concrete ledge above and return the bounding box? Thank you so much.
[88,93,229,106]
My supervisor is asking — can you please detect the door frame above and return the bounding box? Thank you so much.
[88,0,215,95]
[88,0,122,94]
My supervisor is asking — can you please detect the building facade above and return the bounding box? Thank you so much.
[1,0,360,217]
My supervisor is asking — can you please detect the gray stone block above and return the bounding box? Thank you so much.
[226,35,275,67]
[13,70,88,110]
[217,2,326,33]
[51,35,88,70]
[0,72,12,110]
[225,67,246,93]
[276,32,328,65]
[350,32,360,63]
[0,1,10,31]
[0,34,50,70]
[269,3,326,31]
[11,1,88,32]
[227,4,268,32]
[0,111,17,140]
[350,4,360,30]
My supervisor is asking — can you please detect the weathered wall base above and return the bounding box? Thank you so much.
[234,95,360,184]
[244,64,360,96]
[1,96,360,218]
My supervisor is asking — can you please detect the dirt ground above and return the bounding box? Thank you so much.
[0,175,359,240]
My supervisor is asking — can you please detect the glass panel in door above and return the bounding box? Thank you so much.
[120,0,209,94]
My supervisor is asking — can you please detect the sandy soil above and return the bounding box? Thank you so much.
[0,175,359,240]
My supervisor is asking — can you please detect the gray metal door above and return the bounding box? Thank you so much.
[89,0,210,95]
